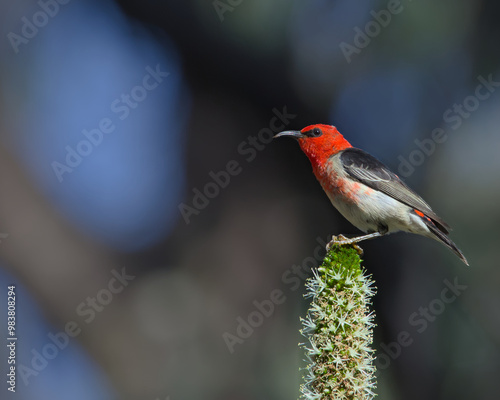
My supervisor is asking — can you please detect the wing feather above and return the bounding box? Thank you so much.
[340,148,450,233]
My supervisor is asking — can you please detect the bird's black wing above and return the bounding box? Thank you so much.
[339,148,450,233]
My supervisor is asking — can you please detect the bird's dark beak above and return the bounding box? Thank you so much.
[273,130,306,139]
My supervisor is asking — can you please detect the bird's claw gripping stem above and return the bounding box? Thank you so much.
[327,235,364,255]
[326,232,383,254]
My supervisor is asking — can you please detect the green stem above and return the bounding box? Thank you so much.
[299,243,377,400]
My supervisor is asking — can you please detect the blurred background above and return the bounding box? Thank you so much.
[0,0,499,399]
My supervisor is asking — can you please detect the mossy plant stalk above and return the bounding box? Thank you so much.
[299,242,377,399]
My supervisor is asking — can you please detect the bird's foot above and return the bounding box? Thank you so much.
[326,234,364,255]
[326,231,383,253]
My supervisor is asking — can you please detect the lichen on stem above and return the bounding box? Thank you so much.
[299,242,377,400]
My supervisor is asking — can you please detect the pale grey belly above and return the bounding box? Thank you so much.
[325,188,428,235]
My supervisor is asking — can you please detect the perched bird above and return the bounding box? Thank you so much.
[274,124,468,265]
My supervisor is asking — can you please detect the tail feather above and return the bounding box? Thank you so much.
[421,217,469,266]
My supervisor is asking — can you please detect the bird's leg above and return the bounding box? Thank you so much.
[326,232,382,253]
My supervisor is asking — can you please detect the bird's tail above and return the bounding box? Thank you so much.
[420,216,469,266]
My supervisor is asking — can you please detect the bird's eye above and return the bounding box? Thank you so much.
[311,127,322,137]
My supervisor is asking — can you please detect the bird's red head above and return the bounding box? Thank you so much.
[274,124,352,170]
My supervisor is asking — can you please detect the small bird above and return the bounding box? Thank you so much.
[274,124,468,265]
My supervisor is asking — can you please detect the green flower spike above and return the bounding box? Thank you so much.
[299,241,377,400]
